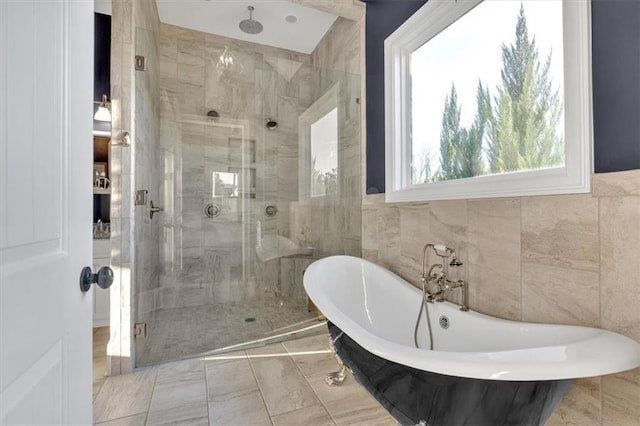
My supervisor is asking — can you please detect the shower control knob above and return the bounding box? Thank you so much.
[205,203,221,218]
[264,204,278,217]
[79,266,114,293]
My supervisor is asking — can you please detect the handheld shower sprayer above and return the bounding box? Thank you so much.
[449,250,463,267]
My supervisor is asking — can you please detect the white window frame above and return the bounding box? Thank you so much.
[384,0,592,202]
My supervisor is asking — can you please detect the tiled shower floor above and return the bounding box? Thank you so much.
[136,297,323,366]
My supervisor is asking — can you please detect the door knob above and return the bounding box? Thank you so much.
[79,266,114,293]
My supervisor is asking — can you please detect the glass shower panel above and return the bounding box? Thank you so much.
[134,24,361,366]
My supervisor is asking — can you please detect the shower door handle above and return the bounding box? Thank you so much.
[150,200,164,219]
[79,266,114,293]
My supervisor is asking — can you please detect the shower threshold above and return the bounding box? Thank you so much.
[135,298,324,367]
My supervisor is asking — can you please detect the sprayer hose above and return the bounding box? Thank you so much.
[414,280,434,350]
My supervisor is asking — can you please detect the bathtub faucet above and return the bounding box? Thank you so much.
[421,244,469,311]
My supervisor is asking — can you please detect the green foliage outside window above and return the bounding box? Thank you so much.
[420,5,563,183]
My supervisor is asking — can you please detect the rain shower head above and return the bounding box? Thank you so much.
[239,6,263,35]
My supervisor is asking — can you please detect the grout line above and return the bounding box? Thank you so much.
[94,412,148,425]
[518,197,523,321]
[202,357,212,425]
[92,378,106,404]
[597,196,604,424]
[92,328,110,404]
[142,367,159,426]
[287,342,339,426]
[245,348,275,426]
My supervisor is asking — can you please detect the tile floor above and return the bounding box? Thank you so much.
[135,297,320,366]
[93,328,396,425]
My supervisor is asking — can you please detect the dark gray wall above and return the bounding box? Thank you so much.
[592,0,640,173]
[94,13,111,134]
[365,0,426,194]
[365,0,640,194]
[94,13,111,102]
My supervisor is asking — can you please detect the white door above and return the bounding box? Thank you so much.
[0,1,94,424]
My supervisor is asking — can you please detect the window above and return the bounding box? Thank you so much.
[385,0,592,202]
[299,83,340,199]
[310,108,338,197]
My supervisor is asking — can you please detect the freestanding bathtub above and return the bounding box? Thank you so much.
[304,255,640,425]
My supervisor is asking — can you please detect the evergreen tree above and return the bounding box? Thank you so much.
[488,5,563,173]
[437,83,489,181]
[459,81,490,178]
[412,146,432,184]
[438,84,463,180]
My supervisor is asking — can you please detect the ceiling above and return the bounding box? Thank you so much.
[95,0,338,54]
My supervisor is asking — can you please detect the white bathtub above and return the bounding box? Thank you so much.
[304,255,640,381]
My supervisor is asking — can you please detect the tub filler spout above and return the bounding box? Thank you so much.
[422,244,469,311]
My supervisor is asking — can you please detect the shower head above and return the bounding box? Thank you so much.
[239,6,263,35]
[266,119,278,130]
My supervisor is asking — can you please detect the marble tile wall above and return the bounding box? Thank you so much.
[154,22,315,312]
[133,0,162,321]
[289,17,364,260]
[361,169,640,424]
[108,0,160,375]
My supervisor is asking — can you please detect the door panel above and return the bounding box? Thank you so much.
[0,1,93,424]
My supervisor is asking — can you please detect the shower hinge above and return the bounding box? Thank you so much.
[135,190,148,206]
[134,323,147,338]
[135,55,146,71]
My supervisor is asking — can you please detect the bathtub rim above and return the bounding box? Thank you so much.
[304,255,640,381]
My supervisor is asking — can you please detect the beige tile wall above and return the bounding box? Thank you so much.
[289,17,363,259]
[108,0,161,375]
[155,22,314,311]
[362,169,640,425]
[133,0,162,322]
[108,0,136,376]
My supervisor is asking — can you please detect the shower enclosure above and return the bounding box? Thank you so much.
[132,19,362,366]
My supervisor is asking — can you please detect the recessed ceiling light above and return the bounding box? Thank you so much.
[285,15,298,24]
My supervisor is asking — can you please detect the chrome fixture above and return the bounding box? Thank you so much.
[264,204,278,217]
[439,315,450,329]
[421,244,467,310]
[135,189,148,206]
[266,119,278,130]
[325,333,350,386]
[134,55,146,71]
[94,94,111,122]
[205,203,221,218]
[326,365,348,386]
[217,46,243,75]
[121,131,131,147]
[239,6,263,35]
[111,130,131,147]
[149,200,163,219]
[414,244,468,350]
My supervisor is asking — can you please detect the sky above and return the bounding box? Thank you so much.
[410,0,564,178]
